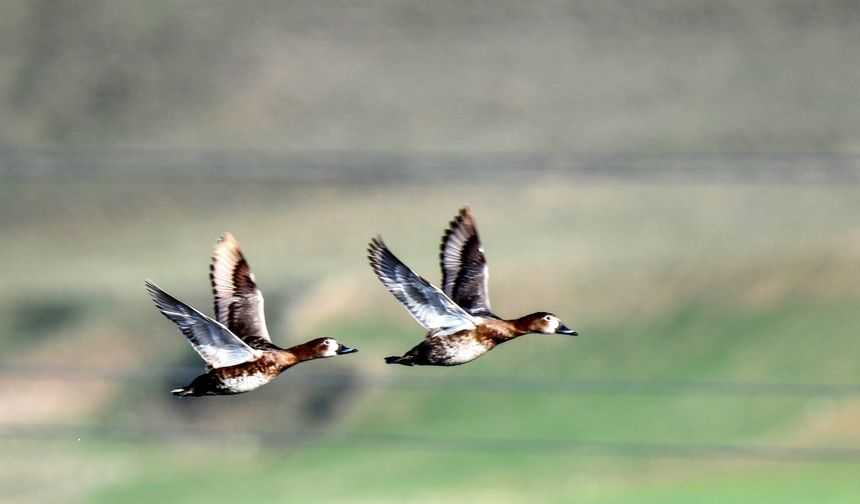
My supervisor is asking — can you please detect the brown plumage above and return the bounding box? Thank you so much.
[369,206,578,367]
[209,233,275,351]
[145,233,357,397]
[383,313,571,366]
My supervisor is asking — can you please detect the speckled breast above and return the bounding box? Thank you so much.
[429,334,494,366]
[218,372,275,393]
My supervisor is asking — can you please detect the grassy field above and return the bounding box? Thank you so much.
[1,175,859,502]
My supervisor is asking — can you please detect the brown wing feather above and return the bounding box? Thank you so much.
[210,233,274,349]
[439,206,493,316]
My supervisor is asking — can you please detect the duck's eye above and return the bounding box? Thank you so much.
[544,315,552,321]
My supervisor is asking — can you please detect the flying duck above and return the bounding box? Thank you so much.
[368,206,577,366]
[145,233,357,396]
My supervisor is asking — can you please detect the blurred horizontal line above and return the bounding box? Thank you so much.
[2,424,858,464]
[333,434,860,464]
[2,148,860,184]
[2,363,859,398]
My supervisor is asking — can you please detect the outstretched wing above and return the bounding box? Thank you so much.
[145,280,262,369]
[368,237,478,337]
[439,206,493,316]
[209,233,273,349]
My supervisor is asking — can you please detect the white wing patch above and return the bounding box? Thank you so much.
[146,280,262,369]
[368,237,478,337]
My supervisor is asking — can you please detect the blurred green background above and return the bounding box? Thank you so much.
[2,1,860,502]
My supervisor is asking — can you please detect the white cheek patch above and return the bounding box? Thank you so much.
[321,341,339,357]
[547,319,560,332]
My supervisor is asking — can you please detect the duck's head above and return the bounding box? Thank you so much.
[308,337,359,358]
[520,312,578,336]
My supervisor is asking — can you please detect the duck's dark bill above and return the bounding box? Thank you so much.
[556,324,578,336]
[337,345,358,354]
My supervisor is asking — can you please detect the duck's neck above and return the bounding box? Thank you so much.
[481,317,529,343]
[269,342,318,370]
[285,342,319,363]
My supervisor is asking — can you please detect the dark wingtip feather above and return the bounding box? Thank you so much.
[367,235,387,267]
[144,280,188,323]
[144,279,166,304]
[440,205,475,253]
[368,237,403,275]
[144,279,165,299]
[368,235,385,249]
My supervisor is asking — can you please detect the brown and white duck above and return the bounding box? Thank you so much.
[145,233,357,396]
[368,206,577,367]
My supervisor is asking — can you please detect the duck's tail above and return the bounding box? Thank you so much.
[384,355,415,366]
[171,387,194,397]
